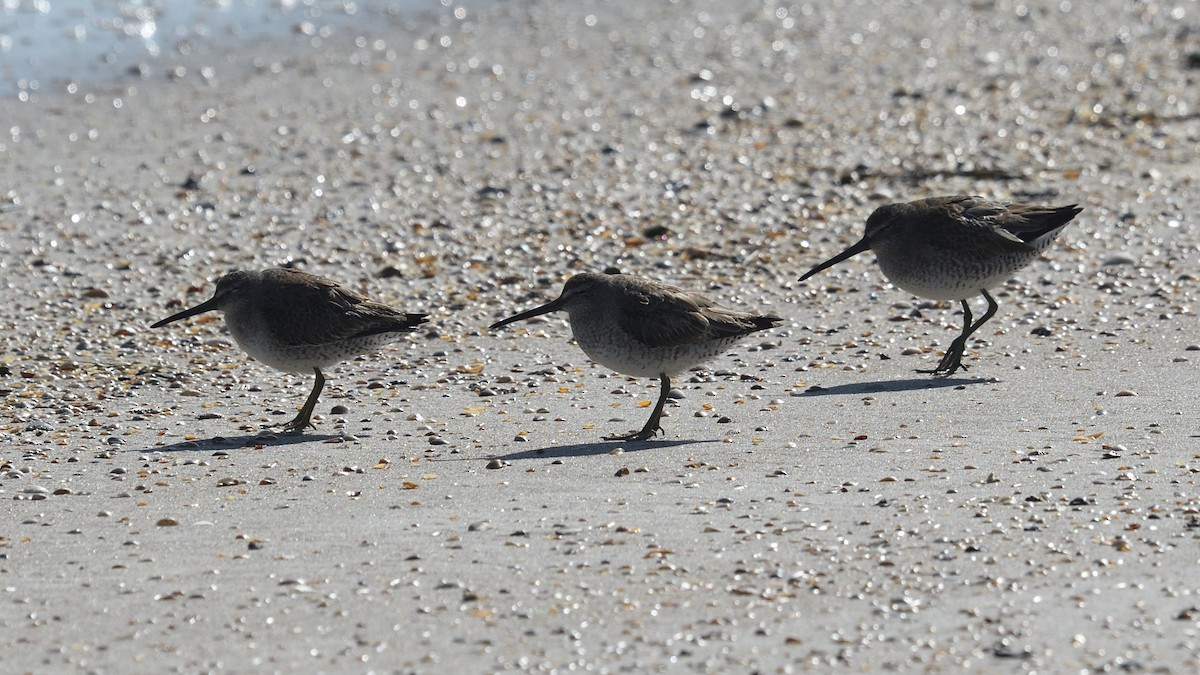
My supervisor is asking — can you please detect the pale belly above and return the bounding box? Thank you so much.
[228,322,400,374]
[572,324,736,378]
[876,251,1040,301]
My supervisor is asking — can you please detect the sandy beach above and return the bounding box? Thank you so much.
[2,0,1198,672]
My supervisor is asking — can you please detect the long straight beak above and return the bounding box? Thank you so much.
[798,237,871,283]
[489,296,567,330]
[151,296,222,328]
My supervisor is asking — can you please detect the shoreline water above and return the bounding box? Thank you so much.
[0,0,435,97]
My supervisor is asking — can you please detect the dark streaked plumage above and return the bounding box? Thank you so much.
[799,195,1081,376]
[490,272,782,441]
[152,268,428,432]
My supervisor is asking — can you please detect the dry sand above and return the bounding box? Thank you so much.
[2,0,1198,672]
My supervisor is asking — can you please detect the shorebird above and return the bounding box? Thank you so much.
[152,268,428,432]
[489,272,782,441]
[799,195,1081,376]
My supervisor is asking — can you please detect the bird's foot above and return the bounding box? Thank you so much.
[603,426,663,442]
[917,343,968,377]
[279,416,316,434]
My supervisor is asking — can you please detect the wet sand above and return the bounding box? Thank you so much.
[1,1,1198,672]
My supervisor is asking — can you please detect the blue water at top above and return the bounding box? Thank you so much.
[0,0,427,96]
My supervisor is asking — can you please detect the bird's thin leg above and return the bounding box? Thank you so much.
[605,373,670,442]
[924,290,998,376]
[283,367,324,433]
[962,289,999,344]
[927,299,974,376]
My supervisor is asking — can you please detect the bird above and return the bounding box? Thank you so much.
[152,267,428,432]
[489,271,782,441]
[798,195,1081,376]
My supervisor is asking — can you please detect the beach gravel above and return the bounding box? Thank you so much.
[1,0,1198,672]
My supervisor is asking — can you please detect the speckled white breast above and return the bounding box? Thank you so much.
[873,230,1063,301]
[876,253,1036,300]
[567,310,739,379]
[224,309,400,374]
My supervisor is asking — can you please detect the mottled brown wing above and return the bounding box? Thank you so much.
[944,197,1039,256]
[615,283,712,348]
[1000,202,1082,243]
[616,282,778,348]
[260,274,426,347]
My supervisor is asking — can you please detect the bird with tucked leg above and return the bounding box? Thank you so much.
[799,196,1081,376]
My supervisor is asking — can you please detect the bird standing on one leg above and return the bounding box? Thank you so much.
[490,272,782,441]
[152,268,428,432]
[798,195,1081,376]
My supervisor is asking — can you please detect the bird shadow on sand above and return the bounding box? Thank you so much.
[492,437,718,462]
[796,376,994,397]
[140,431,344,453]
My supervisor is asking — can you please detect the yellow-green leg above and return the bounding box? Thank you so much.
[605,373,670,441]
[921,290,999,377]
[283,367,325,433]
